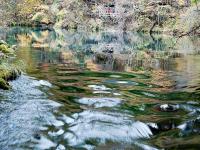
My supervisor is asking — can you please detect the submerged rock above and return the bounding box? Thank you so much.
[0,68,21,90]
[148,119,180,135]
[33,133,41,140]
[178,117,200,135]
[158,104,179,112]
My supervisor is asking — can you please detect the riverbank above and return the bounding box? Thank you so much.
[0,40,24,89]
[1,0,199,36]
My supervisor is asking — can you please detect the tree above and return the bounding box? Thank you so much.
[17,0,42,19]
[0,0,42,26]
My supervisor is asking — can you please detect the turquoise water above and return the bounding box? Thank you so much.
[0,27,200,149]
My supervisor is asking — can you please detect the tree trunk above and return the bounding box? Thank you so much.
[150,21,157,35]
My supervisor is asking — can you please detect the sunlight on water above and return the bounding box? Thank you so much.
[64,110,153,147]
[0,75,61,149]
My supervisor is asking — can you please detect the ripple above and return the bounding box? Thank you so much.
[88,85,111,91]
[78,97,121,108]
[105,79,139,86]
[48,129,64,137]
[88,85,112,94]
[64,110,153,147]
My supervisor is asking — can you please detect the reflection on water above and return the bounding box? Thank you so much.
[3,27,199,71]
[0,27,200,149]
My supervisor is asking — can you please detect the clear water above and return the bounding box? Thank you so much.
[0,27,200,150]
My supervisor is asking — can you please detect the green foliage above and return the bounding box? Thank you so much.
[0,44,14,54]
[0,0,42,25]
[17,0,42,20]
[192,0,199,10]
[192,0,200,4]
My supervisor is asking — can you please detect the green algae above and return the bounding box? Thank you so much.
[129,90,200,101]
[103,79,161,88]
[0,58,25,90]
[151,133,200,149]
[59,85,86,93]
[56,71,150,79]
[57,79,79,83]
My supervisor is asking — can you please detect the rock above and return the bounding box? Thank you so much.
[159,104,179,112]
[102,48,114,54]
[0,40,7,45]
[0,78,10,90]
[11,45,17,50]
[7,69,21,80]
[0,52,5,58]
[178,117,200,136]
[33,133,41,140]
[32,12,53,25]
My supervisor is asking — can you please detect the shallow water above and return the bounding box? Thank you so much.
[0,27,200,149]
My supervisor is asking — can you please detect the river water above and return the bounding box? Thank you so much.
[0,27,200,149]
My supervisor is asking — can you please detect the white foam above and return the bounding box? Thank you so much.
[36,136,56,149]
[62,115,75,124]
[56,144,66,150]
[52,120,64,127]
[177,123,187,130]
[48,129,64,137]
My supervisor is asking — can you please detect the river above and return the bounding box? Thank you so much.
[0,27,200,150]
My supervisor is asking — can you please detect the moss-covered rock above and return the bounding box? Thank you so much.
[0,40,24,90]
[0,40,15,54]
[0,61,24,90]
[0,78,10,90]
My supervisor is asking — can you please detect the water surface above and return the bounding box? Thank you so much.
[0,27,200,149]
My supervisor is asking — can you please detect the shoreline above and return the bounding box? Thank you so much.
[0,40,24,90]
